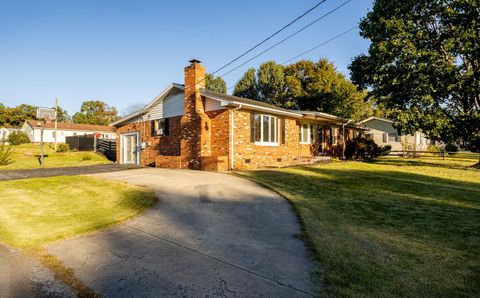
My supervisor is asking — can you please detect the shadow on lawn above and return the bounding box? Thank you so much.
[368,157,480,170]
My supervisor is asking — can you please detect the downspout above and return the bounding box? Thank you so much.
[229,104,242,171]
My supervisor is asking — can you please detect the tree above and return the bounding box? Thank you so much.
[232,59,373,121]
[233,68,258,100]
[349,0,479,144]
[55,106,70,122]
[122,103,145,117]
[0,104,37,127]
[205,73,227,94]
[72,100,119,125]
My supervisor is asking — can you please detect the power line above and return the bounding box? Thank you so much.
[219,0,352,78]
[281,25,358,65]
[211,0,328,76]
[226,25,358,92]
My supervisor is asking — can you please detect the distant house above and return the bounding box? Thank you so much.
[0,127,20,142]
[111,59,366,170]
[21,120,116,143]
[358,117,431,151]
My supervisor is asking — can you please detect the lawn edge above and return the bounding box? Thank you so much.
[231,171,325,297]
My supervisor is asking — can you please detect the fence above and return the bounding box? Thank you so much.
[65,135,95,151]
[95,139,117,162]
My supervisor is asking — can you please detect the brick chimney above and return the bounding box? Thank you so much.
[180,59,210,170]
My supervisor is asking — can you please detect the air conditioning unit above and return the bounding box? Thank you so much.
[156,128,164,135]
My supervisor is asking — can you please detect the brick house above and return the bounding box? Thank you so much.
[111,60,365,171]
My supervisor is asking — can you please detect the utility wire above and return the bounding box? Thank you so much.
[219,0,352,78]
[184,0,329,91]
[281,25,358,65]
[226,25,358,92]
[210,0,328,76]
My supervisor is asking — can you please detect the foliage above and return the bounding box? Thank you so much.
[233,59,373,121]
[345,137,381,160]
[445,143,459,152]
[56,143,69,152]
[349,0,480,144]
[55,106,71,122]
[427,144,440,152]
[72,100,119,125]
[205,73,226,94]
[8,131,30,145]
[122,102,145,117]
[381,144,392,155]
[81,154,92,161]
[0,103,37,127]
[0,141,14,165]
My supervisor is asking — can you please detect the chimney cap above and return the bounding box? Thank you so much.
[189,59,202,65]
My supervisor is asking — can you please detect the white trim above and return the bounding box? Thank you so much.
[121,132,140,165]
[254,141,279,147]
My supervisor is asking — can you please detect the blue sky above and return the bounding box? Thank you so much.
[0,0,373,116]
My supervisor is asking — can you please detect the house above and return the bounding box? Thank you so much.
[111,60,365,171]
[0,127,20,143]
[358,116,431,151]
[21,120,116,143]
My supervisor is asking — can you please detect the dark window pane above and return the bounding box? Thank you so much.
[263,115,270,142]
[254,114,261,142]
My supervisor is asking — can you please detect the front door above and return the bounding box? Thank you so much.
[123,133,139,164]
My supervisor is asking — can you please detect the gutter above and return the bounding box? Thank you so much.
[229,105,242,170]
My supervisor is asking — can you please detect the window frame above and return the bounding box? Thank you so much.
[331,127,338,145]
[151,118,169,137]
[253,114,278,146]
[299,123,314,144]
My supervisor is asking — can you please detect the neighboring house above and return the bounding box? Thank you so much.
[111,60,365,171]
[21,120,116,143]
[0,127,20,143]
[358,117,431,151]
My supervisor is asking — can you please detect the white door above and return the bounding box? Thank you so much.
[123,133,139,164]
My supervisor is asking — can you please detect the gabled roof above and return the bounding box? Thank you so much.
[110,83,184,127]
[25,120,115,132]
[357,116,394,124]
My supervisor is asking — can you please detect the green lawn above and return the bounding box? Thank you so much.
[0,176,156,248]
[0,143,111,170]
[239,156,480,297]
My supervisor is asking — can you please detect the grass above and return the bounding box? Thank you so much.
[0,143,111,170]
[239,156,480,297]
[0,175,156,248]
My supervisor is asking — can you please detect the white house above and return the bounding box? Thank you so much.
[21,120,116,143]
[0,127,20,143]
[358,117,431,151]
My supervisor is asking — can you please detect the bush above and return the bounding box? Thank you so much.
[0,141,14,165]
[427,145,440,152]
[8,131,30,145]
[81,154,92,161]
[445,143,459,152]
[381,145,392,156]
[345,137,381,160]
[56,143,70,152]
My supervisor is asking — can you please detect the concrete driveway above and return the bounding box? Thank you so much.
[46,168,315,297]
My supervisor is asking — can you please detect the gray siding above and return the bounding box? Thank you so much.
[146,92,184,120]
[205,97,225,112]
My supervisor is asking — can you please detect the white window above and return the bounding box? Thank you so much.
[151,119,169,136]
[299,123,314,144]
[253,114,278,145]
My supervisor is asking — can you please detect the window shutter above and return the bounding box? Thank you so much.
[150,120,155,137]
[164,118,169,136]
[250,113,255,143]
[330,127,334,143]
[310,125,314,143]
[280,118,285,144]
[383,132,388,143]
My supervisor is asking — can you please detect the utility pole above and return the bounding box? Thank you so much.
[54,98,59,151]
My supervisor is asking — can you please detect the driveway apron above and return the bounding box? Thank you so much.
[46,168,315,297]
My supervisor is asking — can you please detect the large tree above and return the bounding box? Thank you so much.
[349,0,479,144]
[0,103,37,127]
[205,73,227,94]
[233,59,373,120]
[72,100,119,125]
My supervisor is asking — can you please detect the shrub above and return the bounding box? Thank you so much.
[381,145,392,156]
[445,143,459,152]
[0,141,14,165]
[345,137,381,160]
[56,143,70,152]
[81,154,92,161]
[8,131,30,145]
[426,145,440,152]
